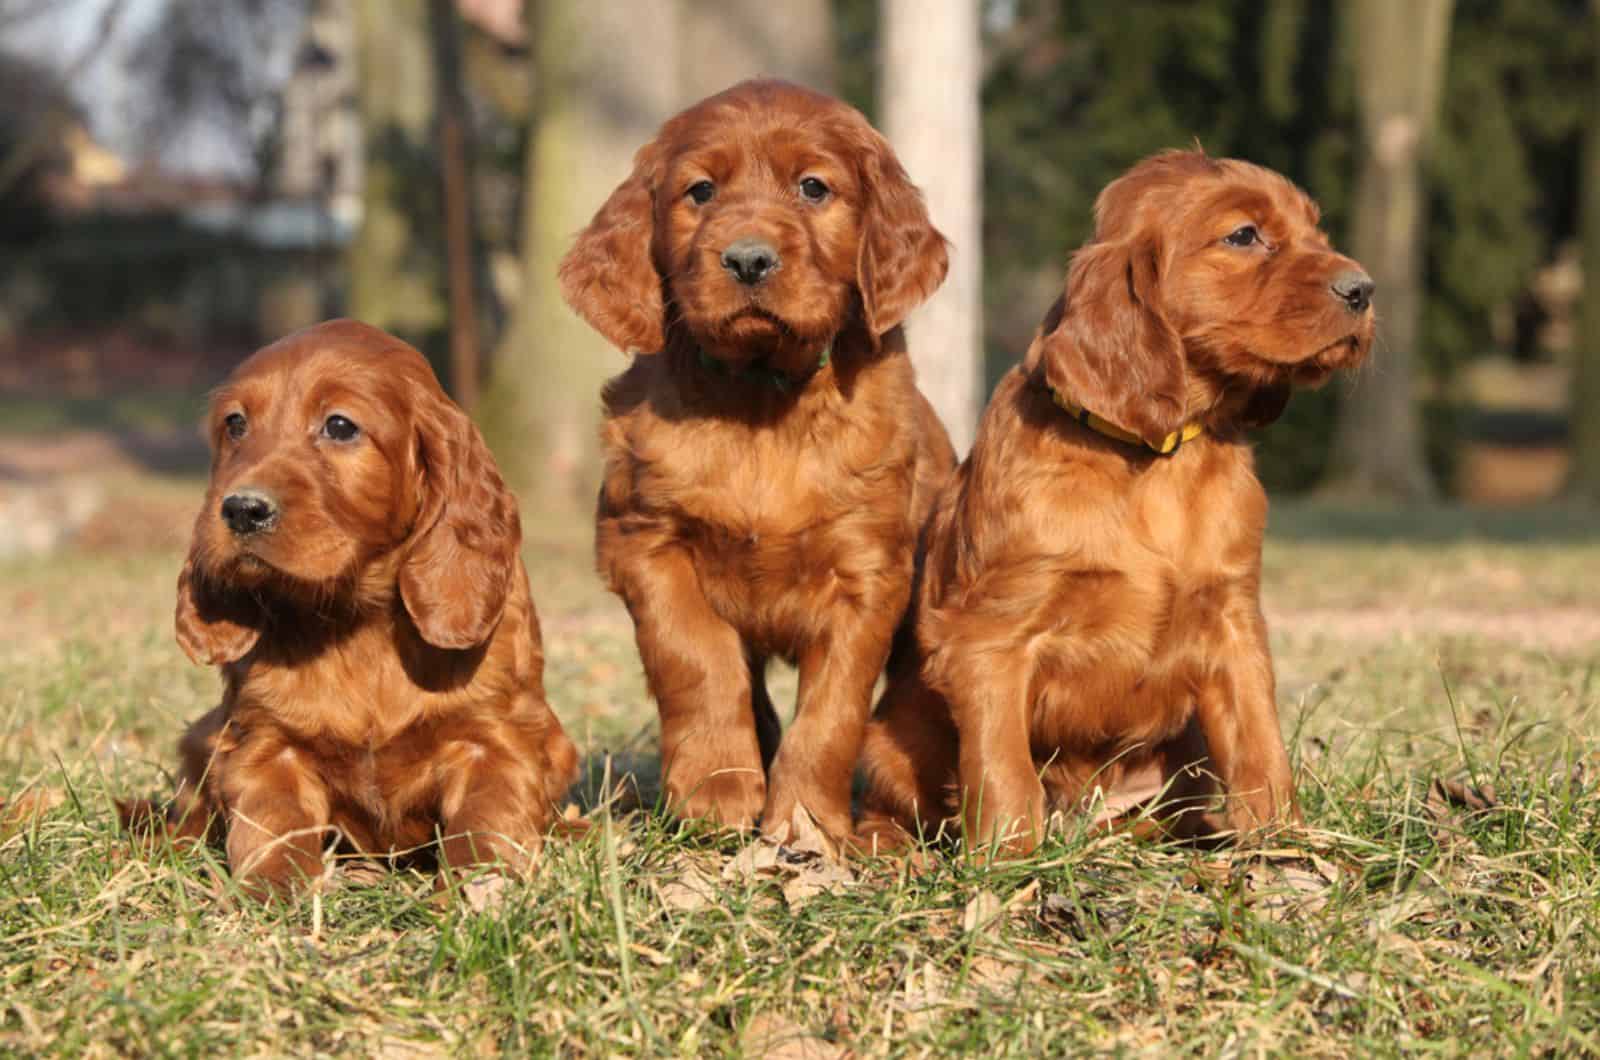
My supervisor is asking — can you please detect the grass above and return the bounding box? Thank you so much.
[3,482,1599,1056]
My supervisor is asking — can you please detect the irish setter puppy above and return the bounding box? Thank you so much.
[559,80,955,844]
[129,320,578,896]
[857,151,1375,853]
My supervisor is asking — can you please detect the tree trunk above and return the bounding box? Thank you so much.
[428,0,482,410]
[480,0,677,505]
[1322,0,1453,501]
[1574,0,1600,502]
[677,0,834,100]
[880,0,983,455]
[347,0,445,352]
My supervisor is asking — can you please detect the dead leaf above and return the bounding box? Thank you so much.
[1180,859,1233,890]
[724,827,856,908]
[0,788,64,839]
[551,802,592,839]
[1038,881,1137,940]
[432,873,512,914]
[658,860,720,913]
[1424,777,1499,849]
[740,1014,850,1060]
[724,838,783,882]
[966,954,1024,995]
[1427,776,1498,814]
[782,804,842,862]
[897,962,950,1034]
[357,858,399,886]
[1239,858,1334,923]
[373,1036,451,1059]
[780,858,854,909]
[962,890,1004,934]
[629,941,671,967]
[1038,892,1080,932]
[1370,890,1443,938]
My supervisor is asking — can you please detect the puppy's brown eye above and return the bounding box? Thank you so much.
[223,412,247,441]
[799,177,830,203]
[322,414,359,442]
[687,180,715,205]
[1224,225,1260,247]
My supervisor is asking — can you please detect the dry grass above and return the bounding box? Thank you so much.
[3,478,1598,1056]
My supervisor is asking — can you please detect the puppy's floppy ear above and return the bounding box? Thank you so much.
[175,537,261,666]
[855,127,949,339]
[558,140,666,355]
[400,389,521,650]
[1024,235,1187,448]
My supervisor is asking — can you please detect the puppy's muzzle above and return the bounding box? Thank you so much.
[1330,270,1375,314]
[721,237,780,286]
[221,489,279,536]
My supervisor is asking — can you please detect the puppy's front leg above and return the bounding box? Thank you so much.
[951,661,1045,855]
[763,603,897,844]
[1194,607,1300,837]
[436,739,546,880]
[221,742,332,898]
[615,547,767,830]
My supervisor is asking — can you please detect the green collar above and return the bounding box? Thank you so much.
[696,346,830,393]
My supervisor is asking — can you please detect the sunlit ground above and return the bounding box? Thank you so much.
[2,464,1597,1055]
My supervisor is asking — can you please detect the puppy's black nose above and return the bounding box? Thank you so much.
[721,238,780,286]
[221,490,278,535]
[1331,270,1375,313]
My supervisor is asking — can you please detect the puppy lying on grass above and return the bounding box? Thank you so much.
[122,320,578,897]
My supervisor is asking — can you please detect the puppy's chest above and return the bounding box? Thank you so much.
[280,726,447,850]
[234,664,457,835]
[1128,489,1263,647]
[233,640,464,762]
[627,416,907,545]
[1028,457,1266,663]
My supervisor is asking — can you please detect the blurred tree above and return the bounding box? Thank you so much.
[428,0,483,410]
[679,0,834,98]
[881,0,982,452]
[482,0,837,503]
[979,3,1358,369]
[1322,0,1453,502]
[1427,1,1573,369]
[0,53,81,246]
[1577,0,1600,501]
[347,0,447,355]
[479,0,676,505]
[455,1,533,351]
[969,0,1592,495]
[125,0,309,179]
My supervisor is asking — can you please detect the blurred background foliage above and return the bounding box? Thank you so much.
[0,0,1596,503]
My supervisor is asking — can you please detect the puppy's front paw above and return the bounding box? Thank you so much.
[668,766,766,832]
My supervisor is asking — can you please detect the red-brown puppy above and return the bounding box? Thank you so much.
[132,320,578,895]
[858,151,1375,852]
[559,80,955,844]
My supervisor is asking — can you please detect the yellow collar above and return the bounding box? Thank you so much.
[1049,387,1204,455]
